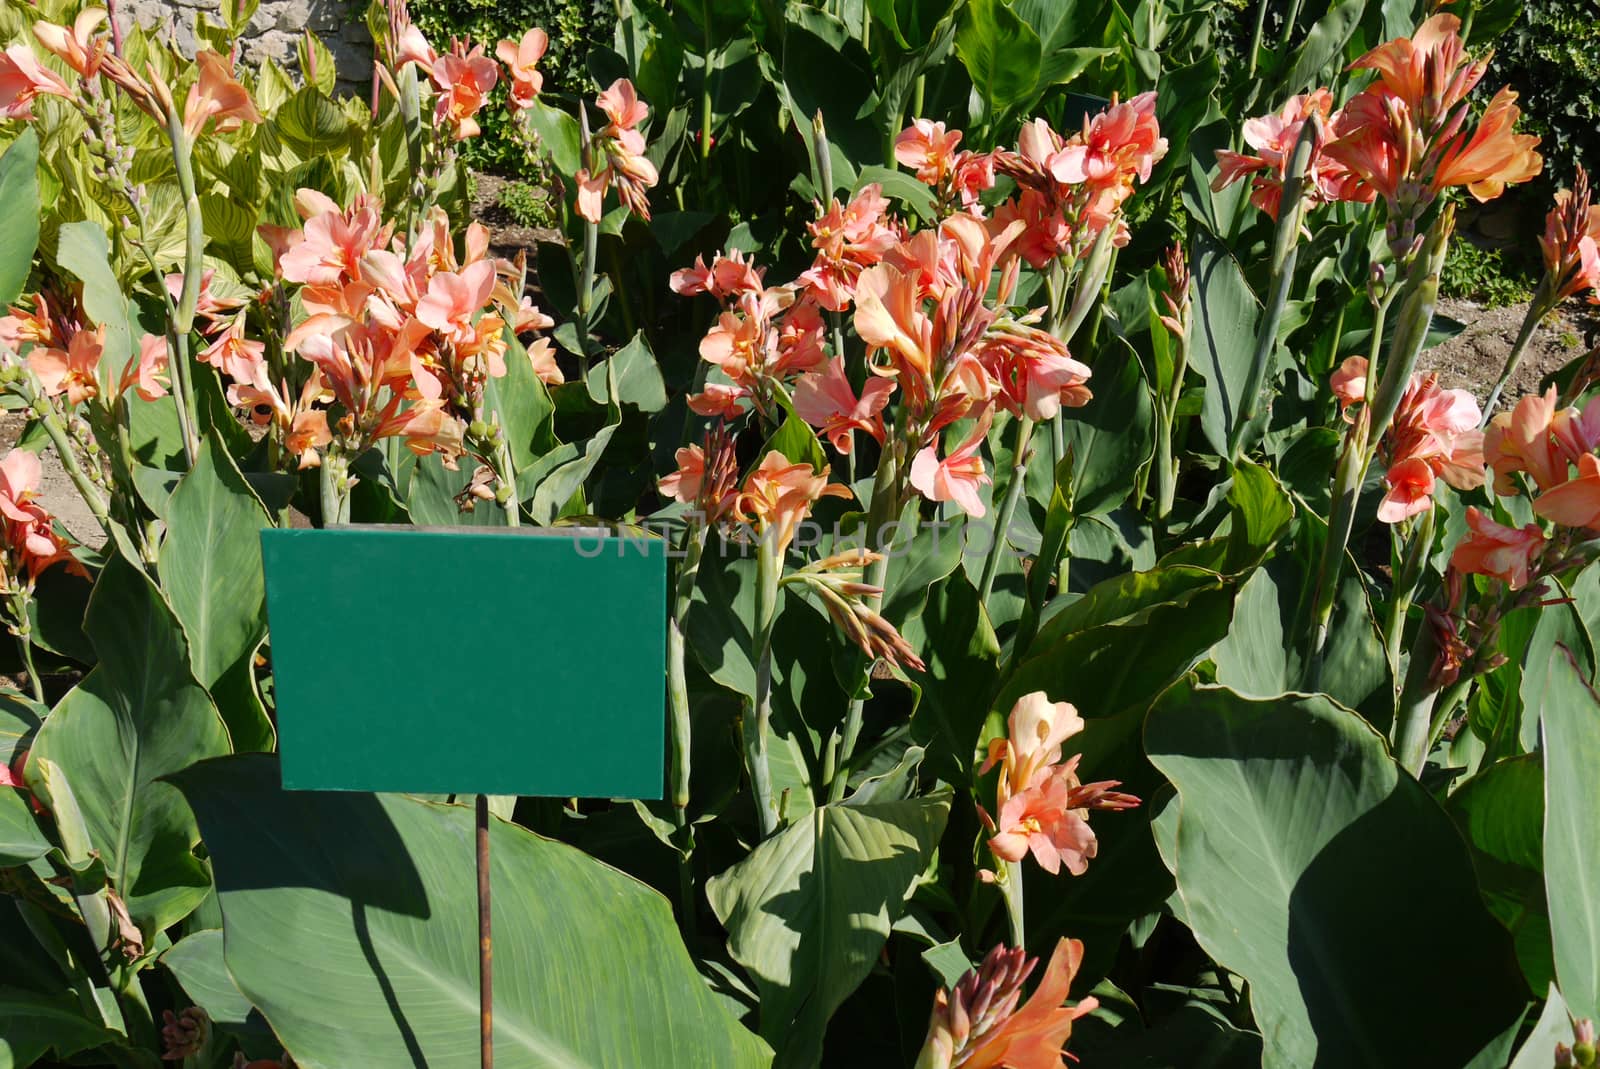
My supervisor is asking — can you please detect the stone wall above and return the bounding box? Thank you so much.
[117,0,372,94]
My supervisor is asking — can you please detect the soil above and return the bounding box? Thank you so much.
[1422,297,1600,406]
[469,173,562,264]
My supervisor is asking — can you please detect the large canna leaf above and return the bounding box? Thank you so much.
[1146,683,1525,1068]
[1189,230,1260,458]
[174,755,771,1069]
[55,220,140,371]
[953,0,1042,122]
[1541,645,1600,1021]
[706,792,950,1069]
[160,435,273,752]
[0,128,39,307]
[28,554,230,934]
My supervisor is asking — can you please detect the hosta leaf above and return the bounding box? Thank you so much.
[706,793,949,1069]
[29,554,229,933]
[1541,645,1600,1021]
[1147,684,1525,1067]
[160,435,273,751]
[174,755,771,1069]
[0,128,39,306]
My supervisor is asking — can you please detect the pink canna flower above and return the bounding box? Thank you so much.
[1213,89,1371,219]
[0,44,72,119]
[1330,355,1368,411]
[1450,507,1544,590]
[1482,387,1600,494]
[0,449,82,589]
[669,250,765,301]
[800,184,900,311]
[988,771,1099,876]
[687,382,749,419]
[596,78,648,132]
[792,356,895,453]
[229,371,331,470]
[658,444,706,505]
[525,337,563,385]
[495,27,547,110]
[33,9,109,79]
[416,260,498,342]
[916,939,1097,1069]
[982,692,1085,807]
[183,50,263,137]
[197,316,265,384]
[1377,456,1436,524]
[431,46,499,140]
[122,334,170,402]
[28,326,104,407]
[895,119,964,186]
[278,191,391,286]
[909,409,992,518]
[1539,169,1600,303]
[734,451,850,555]
[1533,453,1600,530]
[395,24,437,70]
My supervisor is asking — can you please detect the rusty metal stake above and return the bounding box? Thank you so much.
[476,793,493,1069]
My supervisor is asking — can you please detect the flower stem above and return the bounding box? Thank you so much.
[1393,617,1442,776]
[1384,507,1434,688]
[27,396,113,538]
[1001,860,1025,948]
[746,542,782,838]
[668,528,706,838]
[1228,120,1315,464]
[162,115,205,468]
[12,597,44,704]
[979,417,1034,603]
[1481,282,1550,424]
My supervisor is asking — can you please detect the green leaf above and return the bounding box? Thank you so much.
[902,574,1001,782]
[272,87,353,156]
[1189,231,1260,457]
[706,794,949,1069]
[688,549,758,699]
[56,221,139,371]
[1063,338,1154,517]
[523,100,583,177]
[1541,645,1600,1021]
[0,128,40,307]
[160,435,272,750]
[1509,985,1572,1069]
[0,987,122,1067]
[29,554,229,933]
[1147,684,1526,1067]
[528,419,619,524]
[1520,598,1591,752]
[954,0,1043,120]
[163,929,274,1045]
[586,332,668,412]
[1282,0,1368,94]
[0,784,49,867]
[174,755,771,1068]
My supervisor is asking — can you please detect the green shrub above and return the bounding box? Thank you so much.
[1478,2,1600,187]
[412,0,616,171]
[497,177,556,228]
[1440,239,1535,308]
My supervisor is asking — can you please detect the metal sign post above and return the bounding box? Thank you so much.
[262,526,668,1069]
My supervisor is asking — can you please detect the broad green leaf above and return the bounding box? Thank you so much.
[0,128,39,306]
[175,755,771,1069]
[706,793,949,1069]
[1031,563,1223,650]
[528,419,619,524]
[761,407,826,472]
[1541,645,1600,1021]
[161,435,272,751]
[486,333,556,471]
[163,929,274,1045]
[902,574,1000,782]
[1509,985,1572,1069]
[1063,338,1154,517]
[523,100,582,177]
[1520,597,1590,752]
[1189,231,1260,457]
[687,550,758,699]
[954,0,1042,120]
[56,221,139,370]
[1212,548,1388,718]
[0,785,49,867]
[1147,684,1526,1067]
[272,88,352,157]
[0,987,122,1067]
[0,691,41,767]
[881,511,965,630]
[586,332,667,412]
[1282,0,1368,94]
[29,554,229,933]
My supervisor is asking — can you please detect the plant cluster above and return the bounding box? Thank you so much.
[0,1,1599,1068]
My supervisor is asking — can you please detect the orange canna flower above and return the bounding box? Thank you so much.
[0,449,82,589]
[0,44,71,119]
[1533,453,1600,530]
[916,939,1097,1069]
[896,119,965,186]
[33,9,109,79]
[1431,87,1542,202]
[416,260,498,343]
[1450,507,1543,590]
[734,451,850,555]
[430,47,499,141]
[1482,387,1599,494]
[1348,13,1484,120]
[183,50,263,137]
[495,27,547,110]
[1539,169,1600,303]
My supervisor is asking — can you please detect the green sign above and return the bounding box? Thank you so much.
[261,527,666,798]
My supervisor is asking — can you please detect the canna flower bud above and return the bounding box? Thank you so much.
[161,1007,210,1061]
[915,939,1096,1069]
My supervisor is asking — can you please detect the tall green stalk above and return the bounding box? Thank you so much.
[979,416,1034,603]
[746,542,782,837]
[1480,279,1551,423]
[1228,121,1317,464]
[666,525,706,923]
[162,113,206,468]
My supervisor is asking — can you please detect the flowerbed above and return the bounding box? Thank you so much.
[0,0,1597,1067]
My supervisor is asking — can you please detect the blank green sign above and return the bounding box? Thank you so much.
[262,527,666,798]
